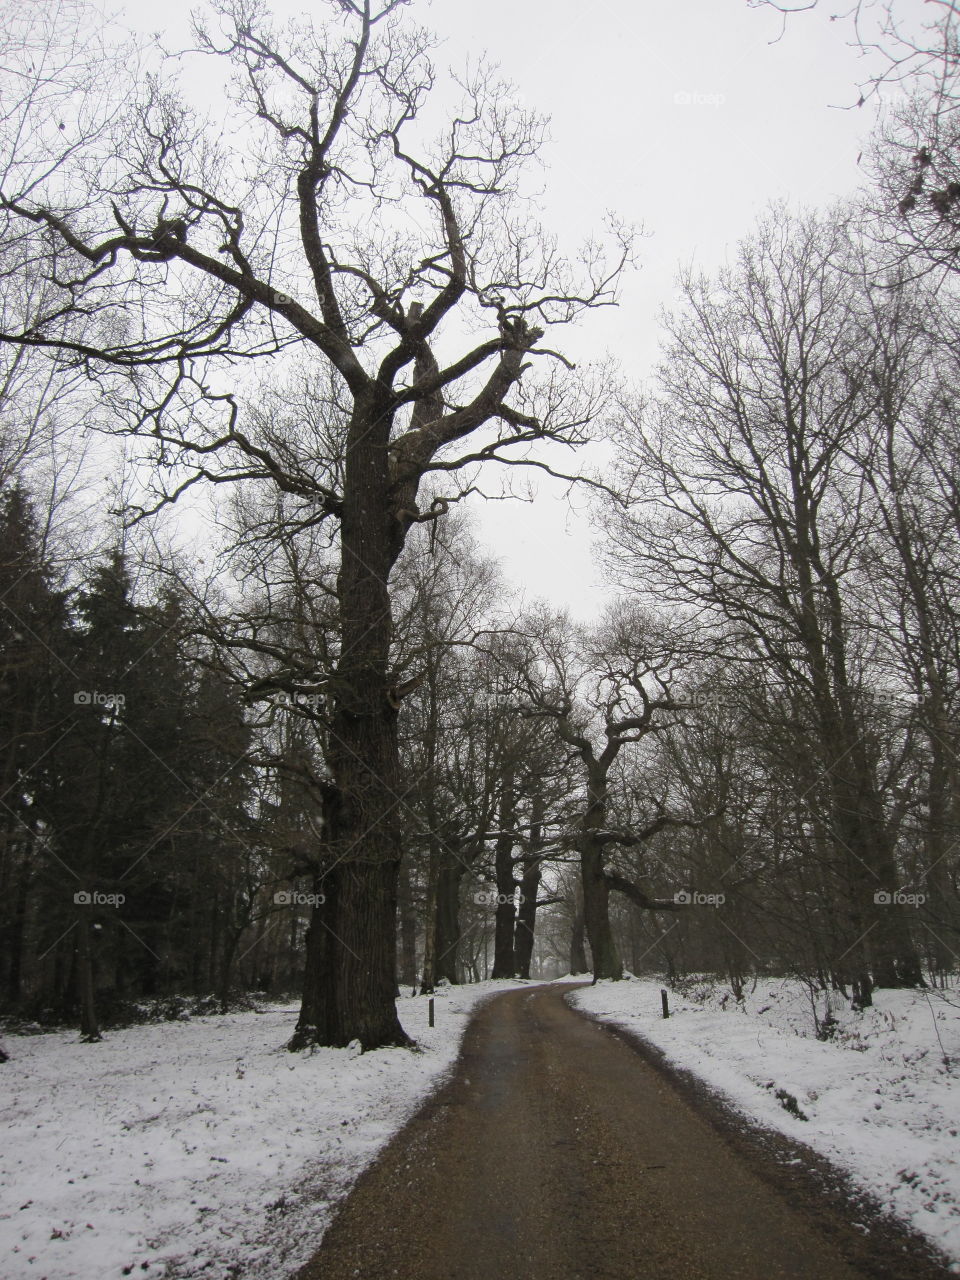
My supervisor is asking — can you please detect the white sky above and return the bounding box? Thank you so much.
[427,0,904,619]
[115,0,924,617]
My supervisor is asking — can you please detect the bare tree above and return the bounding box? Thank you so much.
[752,0,960,279]
[515,603,709,980]
[0,0,628,1046]
[850,279,960,979]
[607,207,925,999]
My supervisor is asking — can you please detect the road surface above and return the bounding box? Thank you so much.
[297,984,950,1280]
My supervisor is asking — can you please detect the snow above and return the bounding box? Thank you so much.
[7,972,955,1277]
[569,975,960,1270]
[0,980,532,1279]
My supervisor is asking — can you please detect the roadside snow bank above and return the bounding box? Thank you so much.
[569,976,960,1270]
[1,980,529,1279]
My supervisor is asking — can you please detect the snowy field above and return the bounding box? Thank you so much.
[570,976,960,1270]
[0,980,533,1279]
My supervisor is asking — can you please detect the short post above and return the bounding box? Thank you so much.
[661,988,669,1019]
[428,997,435,1027]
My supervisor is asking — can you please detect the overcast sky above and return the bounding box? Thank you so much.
[118,0,924,617]
[426,0,904,619]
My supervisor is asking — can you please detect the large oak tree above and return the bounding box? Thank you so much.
[0,0,627,1046]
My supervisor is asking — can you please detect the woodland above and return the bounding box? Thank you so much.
[0,0,958,1050]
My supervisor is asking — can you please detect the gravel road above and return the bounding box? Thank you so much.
[296,983,952,1280]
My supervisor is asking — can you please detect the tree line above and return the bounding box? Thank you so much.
[0,0,958,1047]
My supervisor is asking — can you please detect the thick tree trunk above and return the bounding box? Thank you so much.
[817,583,922,989]
[581,840,622,980]
[292,394,411,1050]
[292,857,409,1049]
[434,862,465,984]
[332,858,407,1046]
[784,527,922,992]
[827,747,922,989]
[491,765,517,979]
[492,904,517,977]
[580,768,622,981]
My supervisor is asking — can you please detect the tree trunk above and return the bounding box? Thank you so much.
[924,746,955,981]
[435,861,465,984]
[581,840,622,980]
[3,858,30,1006]
[513,862,541,979]
[580,766,622,981]
[813,578,923,989]
[828,749,922,989]
[250,908,270,991]
[206,891,221,994]
[218,927,242,1012]
[514,791,545,979]
[397,858,418,990]
[289,871,339,1049]
[76,915,101,1042]
[330,858,407,1046]
[419,834,441,995]
[292,858,408,1049]
[569,906,588,975]
[491,764,517,979]
[292,393,411,1050]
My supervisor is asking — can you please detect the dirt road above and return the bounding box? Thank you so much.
[297,984,950,1280]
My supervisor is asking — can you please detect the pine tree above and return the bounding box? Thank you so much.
[0,484,70,1013]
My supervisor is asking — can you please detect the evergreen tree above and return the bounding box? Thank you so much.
[0,484,70,1011]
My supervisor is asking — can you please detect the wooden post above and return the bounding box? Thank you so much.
[428,997,435,1027]
[661,988,669,1019]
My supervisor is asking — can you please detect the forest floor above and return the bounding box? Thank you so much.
[299,983,956,1280]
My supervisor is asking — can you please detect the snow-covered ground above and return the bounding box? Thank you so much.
[0,980,534,1279]
[570,975,960,1270]
[7,974,956,1277]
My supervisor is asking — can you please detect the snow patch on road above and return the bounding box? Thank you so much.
[1,980,530,1278]
[569,976,960,1270]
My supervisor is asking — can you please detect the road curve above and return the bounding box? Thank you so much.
[296,984,949,1280]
